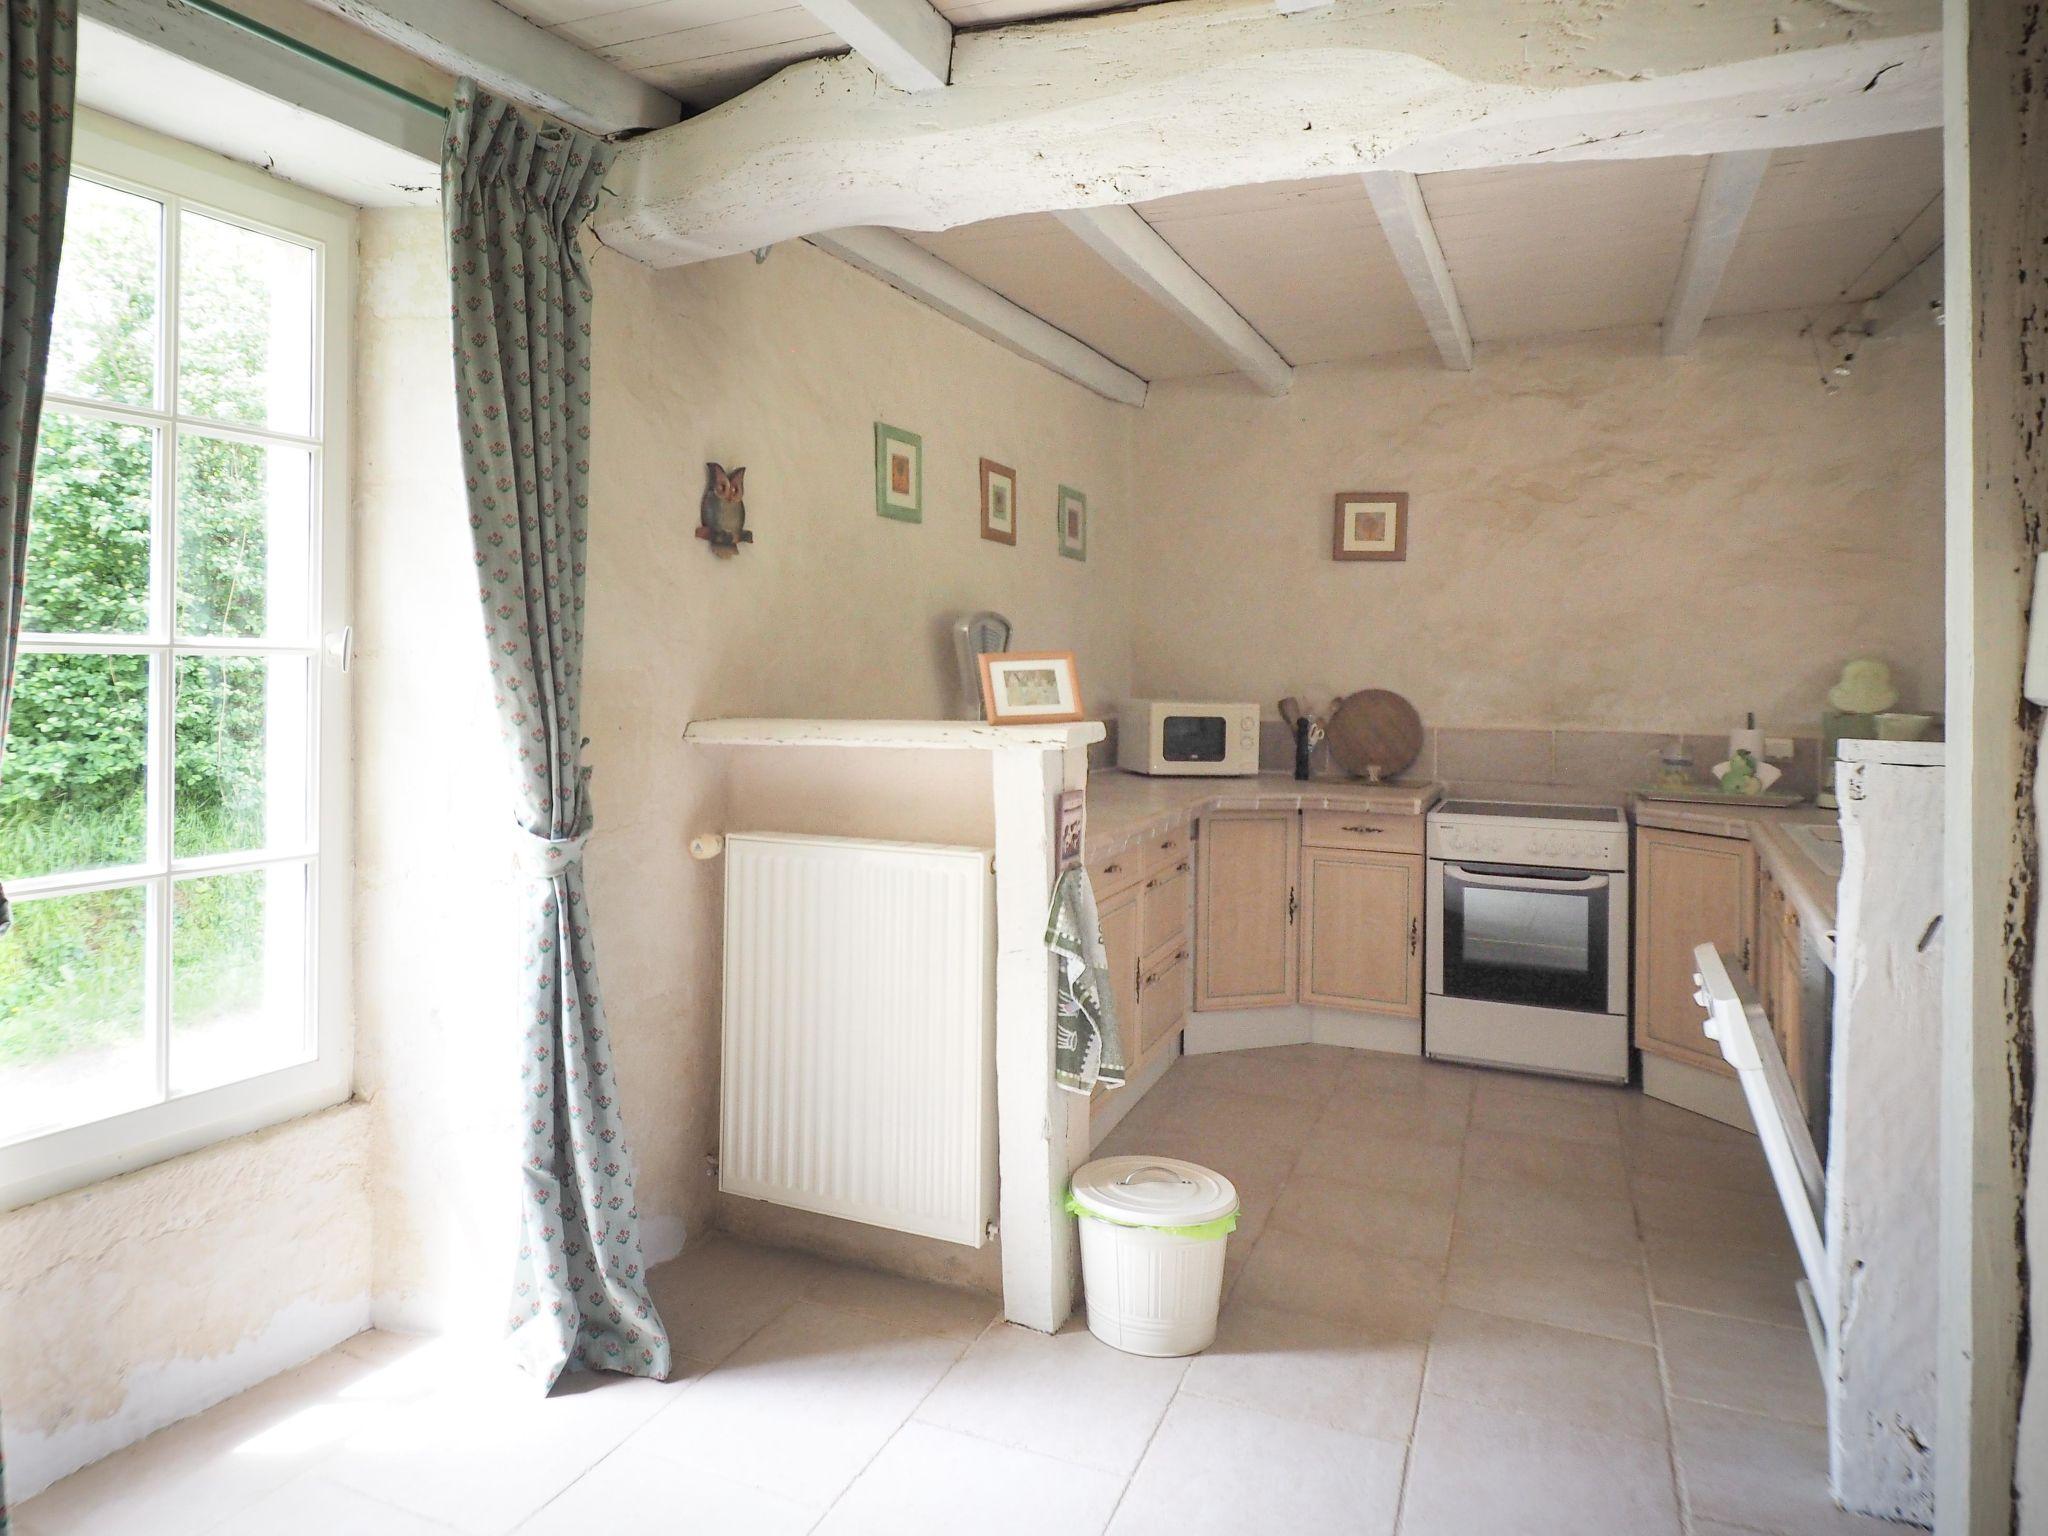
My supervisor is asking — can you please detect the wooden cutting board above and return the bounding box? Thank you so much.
[1326,690,1423,781]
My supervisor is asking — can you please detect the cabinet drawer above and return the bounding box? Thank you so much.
[1141,859,1192,954]
[1302,809,1423,854]
[1141,938,1191,1050]
[1088,846,1145,902]
[1142,827,1192,879]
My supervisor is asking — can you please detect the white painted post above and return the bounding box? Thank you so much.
[990,744,1077,1331]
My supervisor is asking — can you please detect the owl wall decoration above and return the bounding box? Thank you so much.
[698,463,753,557]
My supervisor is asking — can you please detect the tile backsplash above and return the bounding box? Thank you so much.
[1255,721,1823,800]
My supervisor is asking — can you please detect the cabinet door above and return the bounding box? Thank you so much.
[1141,940,1191,1052]
[1195,812,1300,1010]
[1097,884,1145,1072]
[1633,827,1756,1075]
[1300,847,1422,1017]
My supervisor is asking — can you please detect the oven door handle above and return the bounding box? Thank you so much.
[1444,865,1610,893]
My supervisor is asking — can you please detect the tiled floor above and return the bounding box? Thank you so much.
[17,1046,1910,1536]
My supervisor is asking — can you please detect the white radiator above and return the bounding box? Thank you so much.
[719,832,997,1247]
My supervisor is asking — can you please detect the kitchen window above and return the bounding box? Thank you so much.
[0,117,354,1207]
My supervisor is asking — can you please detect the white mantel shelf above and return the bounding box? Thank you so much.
[683,717,1106,751]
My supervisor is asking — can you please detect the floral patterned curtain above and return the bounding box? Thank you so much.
[0,0,76,942]
[0,4,75,1523]
[442,79,669,1388]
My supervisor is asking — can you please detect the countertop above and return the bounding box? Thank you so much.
[1084,771,1441,862]
[1631,795,1841,956]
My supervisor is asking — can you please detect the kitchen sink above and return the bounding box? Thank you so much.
[1787,822,1843,878]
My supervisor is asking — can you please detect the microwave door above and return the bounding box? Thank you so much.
[1161,714,1227,763]
[1439,862,1611,1014]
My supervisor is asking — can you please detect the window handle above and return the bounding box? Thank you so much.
[325,626,355,673]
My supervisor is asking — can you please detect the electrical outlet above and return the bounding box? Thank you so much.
[1764,736,1795,761]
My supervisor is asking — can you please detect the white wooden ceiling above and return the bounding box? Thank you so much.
[902,130,1942,382]
[498,0,1119,105]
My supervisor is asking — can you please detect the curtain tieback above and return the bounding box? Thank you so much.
[512,821,590,880]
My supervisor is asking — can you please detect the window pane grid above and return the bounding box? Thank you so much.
[2,156,328,1152]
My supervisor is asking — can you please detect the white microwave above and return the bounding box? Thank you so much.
[1117,700,1262,776]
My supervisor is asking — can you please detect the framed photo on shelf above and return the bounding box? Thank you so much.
[1332,491,1408,562]
[980,458,1017,545]
[977,650,1086,726]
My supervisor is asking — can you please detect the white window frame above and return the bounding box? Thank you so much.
[0,111,354,1210]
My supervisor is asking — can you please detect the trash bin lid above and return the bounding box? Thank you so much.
[1069,1156,1238,1229]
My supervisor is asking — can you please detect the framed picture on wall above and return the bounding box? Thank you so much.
[875,422,923,523]
[980,458,1017,545]
[978,650,1086,725]
[1057,485,1087,561]
[1333,491,1407,561]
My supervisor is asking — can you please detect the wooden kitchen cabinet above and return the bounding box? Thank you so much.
[1299,846,1423,1017]
[1194,811,1300,1009]
[1095,881,1145,1077]
[1633,826,1756,1076]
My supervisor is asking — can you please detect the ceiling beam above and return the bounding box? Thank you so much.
[80,0,446,164]
[808,227,1148,407]
[299,0,680,135]
[1662,149,1773,356]
[595,0,1938,267]
[1055,206,1292,396]
[797,0,951,92]
[1359,170,1471,371]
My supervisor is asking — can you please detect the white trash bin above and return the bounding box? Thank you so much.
[1068,1156,1239,1357]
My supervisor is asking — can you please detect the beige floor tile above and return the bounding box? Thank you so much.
[801,1263,999,1342]
[1671,1400,1905,1535]
[1231,1228,1441,1336]
[209,1477,463,1535]
[1169,1044,1348,1107]
[1319,1086,1471,1147]
[1455,1174,1641,1261]
[913,1318,1187,1476]
[323,1349,701,1535]
[645,1236,824,1363]
[516,1446,818,1535]
[1642,1232,1807,1330]
[623,1301,963,1506]
[1423,1305,1668,1445]
[1125,1084,1316,1155]
[1107,1395,1406,1536]
[818,1421,1124,1536]
[1469,1083,1622,1144]
[1398,1393,1681,1536]
[1338,1052,1483,1101]
[1269,1173,1455,1265]
[1179,1298,1426,1442]
[1463,1128,1630,1197]
[1632,1177,1800,1263]
[1619,1094,1757,1146]
[1442,1231,1653,1344]
[1656,1306,1826,1426]
[1621,1128,1776,1197]
[1293,1124,1464,1203]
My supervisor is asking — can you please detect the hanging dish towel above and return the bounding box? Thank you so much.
[1045,867,1127,1095]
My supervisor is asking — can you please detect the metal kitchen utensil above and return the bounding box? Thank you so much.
[1326,690,1423,782]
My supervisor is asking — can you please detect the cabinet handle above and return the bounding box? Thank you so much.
[1287,887,1298,924]
[1741,938,1752,970]
[1144,860,1191,891]
[1409,916,1419,955]
[1102,862,1122,877]
[1342,824,1385,835]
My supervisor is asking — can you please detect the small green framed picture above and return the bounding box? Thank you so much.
[1057,485,1087,561]
[874,422,923,523]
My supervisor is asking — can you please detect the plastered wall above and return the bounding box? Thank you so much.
[0,1105,372,1496]
[352,216,1138,1333]
[1129,312,1945,736]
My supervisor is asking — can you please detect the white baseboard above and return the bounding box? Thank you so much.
[1642,1053,1756,1132]
[1185,1006,1419,1058]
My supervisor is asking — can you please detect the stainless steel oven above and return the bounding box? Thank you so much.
[1426,801,1630,1082]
